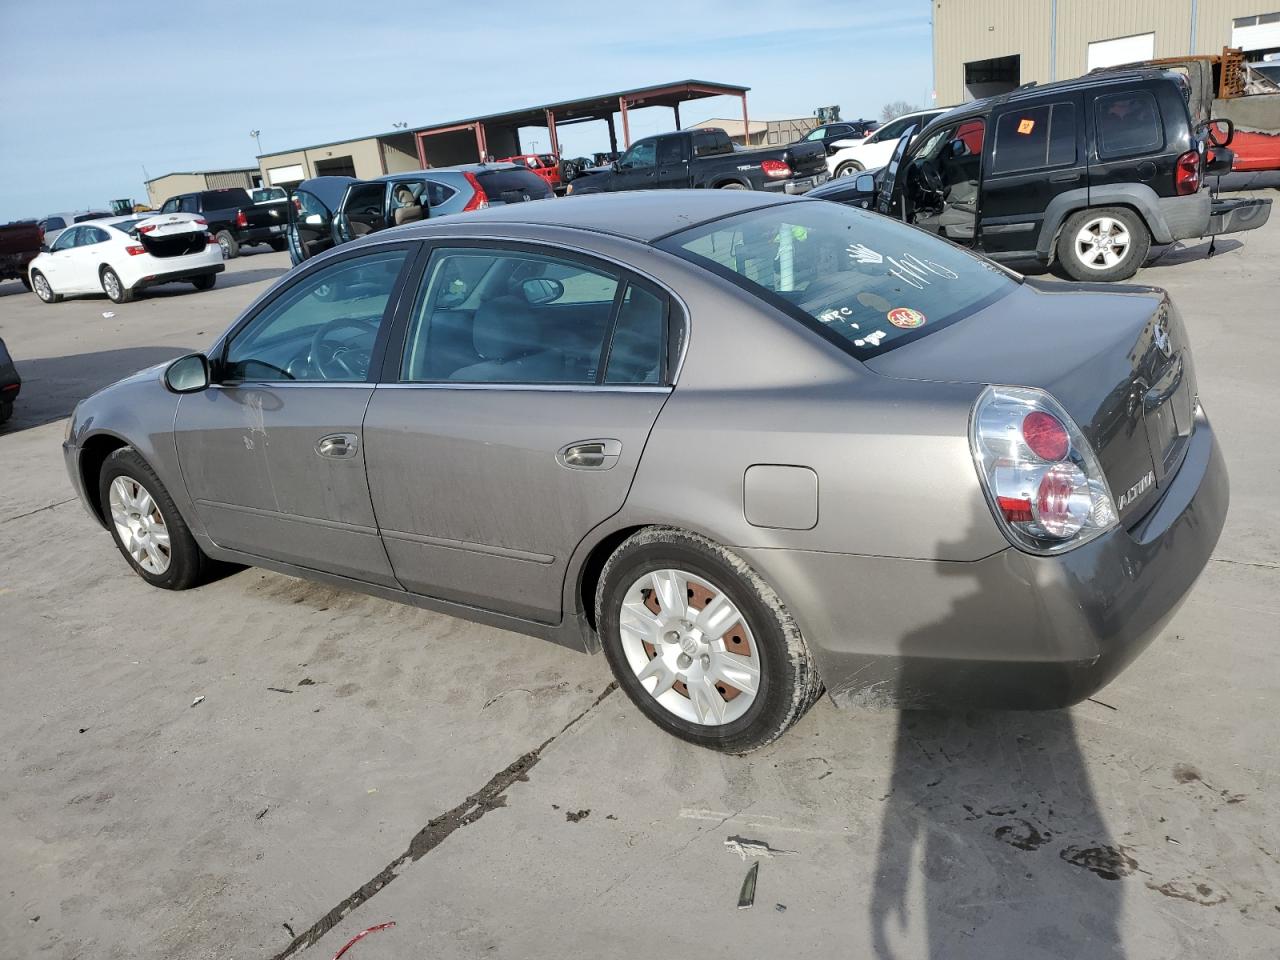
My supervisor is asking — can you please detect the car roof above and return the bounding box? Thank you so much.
[370,163,523,182]
[932,68,1178,125]
[398,189,793,242]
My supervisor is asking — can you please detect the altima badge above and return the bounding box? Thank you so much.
[1117,470,1155,509]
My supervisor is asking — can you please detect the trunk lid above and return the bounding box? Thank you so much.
[239,200,289,230]
[133,214,209,258]
[866,279,1197,525]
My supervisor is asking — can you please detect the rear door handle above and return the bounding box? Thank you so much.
[315,433,359,459]
[1049,172,1081,183]
[557,439,622,470]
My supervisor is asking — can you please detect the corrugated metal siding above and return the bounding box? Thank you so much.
[934,0,1278,104]
[932,1,1053,104]
[204,170,254,190]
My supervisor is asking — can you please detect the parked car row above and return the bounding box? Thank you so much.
[159,187,290,259]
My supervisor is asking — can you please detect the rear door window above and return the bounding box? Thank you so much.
[178,196,199,214]
[44,216,66,231]
[425,181,456,206]
[657,136,685,165]
[1094,90,1164,157]
[991,102,1077,173]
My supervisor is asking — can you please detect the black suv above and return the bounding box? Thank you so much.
[809,69,1271,281]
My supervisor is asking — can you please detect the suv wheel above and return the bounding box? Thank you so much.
[1057,207,1150,282]
[596,527,822,752]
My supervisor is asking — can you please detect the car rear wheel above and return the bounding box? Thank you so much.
[216,230,239,259]
[596,527,822,752]
[267,238,287,252]
[30,270,60,304]
[101,266,134,303]
[99,447,209,590]
[192,274,216,291]
[1057,207,1151,282]
[835,160,864,177]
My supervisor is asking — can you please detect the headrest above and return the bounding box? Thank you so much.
[473,296,541,361]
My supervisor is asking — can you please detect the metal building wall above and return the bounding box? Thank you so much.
[204,170,254,190]
[933,0,1277,104]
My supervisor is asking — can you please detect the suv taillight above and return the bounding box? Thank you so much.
[462,172,490,211]
[970,385,1117,554]
[1174,150,1201,196]
[235,210,249,228]
[761,159,792,179]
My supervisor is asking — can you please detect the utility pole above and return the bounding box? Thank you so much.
[250,129,262,155]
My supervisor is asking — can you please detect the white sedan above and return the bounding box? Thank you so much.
[28,213,224,305]
[826,108,948,178]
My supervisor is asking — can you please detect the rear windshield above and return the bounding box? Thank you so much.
[74,212,110,223]
[473,169,552,200]
[658,200,1016,359]
[200,189,252,209]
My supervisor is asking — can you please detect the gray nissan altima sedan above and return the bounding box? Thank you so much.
[63,190,1228,751]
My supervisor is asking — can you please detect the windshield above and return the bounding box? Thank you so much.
[659,200,1016,359]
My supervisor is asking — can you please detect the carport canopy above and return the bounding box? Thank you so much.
[413,80,751,166]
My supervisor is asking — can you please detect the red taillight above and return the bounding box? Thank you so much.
[125,244,146,256]
[997,495,1034,523]
[462,172,489,212]
[138,224,158,233]
[195,218,207,226]
[1174,150,1201,196]
[1021,411,1069,461]
[205,233,217,245]
[761,159,792,179]
[1034,463,1093,538]
[235,210,248,228]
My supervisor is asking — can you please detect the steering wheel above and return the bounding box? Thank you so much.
[309,316,379,380]
[917,160,945,198]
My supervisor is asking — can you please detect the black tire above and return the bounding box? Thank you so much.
[19,274,32,291]
[835,160,864,177]
[30,270,60,303]
[192,274,216,291]
[100,266,134,303]
[717,181,749,190]
[1056,206,1151,282]
[0,400,11,425]
[268,238,287,252]
[98,447,209,590]
[596,527,822,753]
[216,230,239,259]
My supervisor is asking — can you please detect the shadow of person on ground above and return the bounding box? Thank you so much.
[0,346,194,434]
[869,513,1132,960]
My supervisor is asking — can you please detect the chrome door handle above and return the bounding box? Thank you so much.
[557,439,622,470]
[316,433,359,459]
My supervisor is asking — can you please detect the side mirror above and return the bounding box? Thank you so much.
[612,160,623,173]
[164,353,210,393]
[521,277,564,305]
[948,139,970,159]
[855,173,877,194]
[1205,118,1235,148]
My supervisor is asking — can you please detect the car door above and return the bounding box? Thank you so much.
[611,138,660,190]
[363,241,676,623]
[70,226,114,292]
[979,95,1085,257]
[172,244,418,585]
[655,135,689,188]
[39,226,81,288]
[335,181,387,242]
[289,186,339,262]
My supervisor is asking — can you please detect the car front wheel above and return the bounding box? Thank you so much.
[596,527,822,752]
[30,270,60,303]
[99,447,210,590]
[1057,207,1151,282]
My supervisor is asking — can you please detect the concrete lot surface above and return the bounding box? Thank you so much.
[1,222,1278,959]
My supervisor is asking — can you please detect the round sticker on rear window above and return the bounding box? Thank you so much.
[887,307,926,329]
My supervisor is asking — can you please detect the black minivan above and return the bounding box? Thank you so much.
[810,69,1271,280]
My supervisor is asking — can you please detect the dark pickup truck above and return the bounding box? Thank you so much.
[0,220,42,290]
[158,187,290,259]
[566,128,828,195]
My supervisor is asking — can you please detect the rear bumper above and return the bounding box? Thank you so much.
[762,172,830,195]
[237,224,286,244]
[1207,196,1273,235]
[132,262,224,291]
[742,406,1228,711]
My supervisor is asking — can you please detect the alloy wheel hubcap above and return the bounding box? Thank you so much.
[108,476,171,574]
[619,569,761,726]
[34,275,51,300]
[1075,217,1131,269]
[104,272,120,298]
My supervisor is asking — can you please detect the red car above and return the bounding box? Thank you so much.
[499,153,562,191]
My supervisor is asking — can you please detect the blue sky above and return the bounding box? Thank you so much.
[0,1,932,220]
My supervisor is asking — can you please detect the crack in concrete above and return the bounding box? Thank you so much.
[269,681,617,960]
[1209,556,1280,571]
[1,497,76,525]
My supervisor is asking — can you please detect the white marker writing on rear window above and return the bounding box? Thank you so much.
[887,253,960,290]
[817,306,859,326]
[846,243,883,265]
[854,330,887,347]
